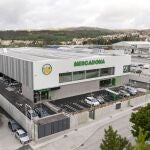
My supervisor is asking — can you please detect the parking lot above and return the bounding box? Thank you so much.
[0,108,21,150]
[131,56,150,76]
[0,77,33,115]
[130,64,150,76]
[51,97,91,113]
[50,86,143,114]
[0,75,22,94]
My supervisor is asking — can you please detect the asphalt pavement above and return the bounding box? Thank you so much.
[132,56,150,64]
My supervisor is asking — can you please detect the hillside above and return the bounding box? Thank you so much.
[0,27,149,46]
[0,28,115,41]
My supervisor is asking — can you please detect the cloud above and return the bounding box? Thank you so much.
[0,0,149,30]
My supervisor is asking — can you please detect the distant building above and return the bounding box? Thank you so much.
[112,41,150,54]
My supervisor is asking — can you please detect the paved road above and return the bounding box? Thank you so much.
[31,108,135,150]
[77,114,132,150]
[0,113,21,150]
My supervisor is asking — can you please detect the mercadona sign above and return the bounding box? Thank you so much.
[74,59,105,67]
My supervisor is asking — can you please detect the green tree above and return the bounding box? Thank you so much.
[100,126,133,150]
[135,127,150,150]
[130,104,150,140]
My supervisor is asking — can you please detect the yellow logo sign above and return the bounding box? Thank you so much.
[42,64,52,75]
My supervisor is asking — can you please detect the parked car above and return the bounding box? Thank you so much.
[27,110,38,120]
[9,81,19,87]
[85,97,99,106]
[119,90,130,97]
[142,64,150,69]
[15,129,30,144]
[130,69,136,73]
[8,119,21,132]
[35,107,49,118]
[136,70,142,74]
[138,64,144,67]
[131,64,137,67]
[95,96,105,104]
[125,86,137,95]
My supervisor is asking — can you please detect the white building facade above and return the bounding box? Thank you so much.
[0,47,131,102]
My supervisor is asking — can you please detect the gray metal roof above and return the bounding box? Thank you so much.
[0,47,121,62]
[112,41,150,46]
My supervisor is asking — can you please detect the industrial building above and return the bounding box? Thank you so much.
[112,41,150,54]
[0,47,132,140]
[0,47,131,102]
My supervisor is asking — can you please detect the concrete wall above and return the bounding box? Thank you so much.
[116,75,130,86]
[130,95,149,106]
[70,111,89,128]
[129,74,150,84]
[95,94,149,120]
[22,84,34,102]
[50,80,100,100]
[0,94,34,139]
[50,95,149,135]
[50,75,129,100]
[69,93,144,128]
[129,79,150,90]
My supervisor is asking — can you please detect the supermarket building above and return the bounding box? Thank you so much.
[0,47,131,103]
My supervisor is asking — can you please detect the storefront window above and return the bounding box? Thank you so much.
[59,67,115,83]
[100,67,114,76]
[86,69,99,79]
[59,72,72,83]
[73,71,85,81]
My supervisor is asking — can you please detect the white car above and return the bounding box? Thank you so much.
[124,86,137,95]
[119,90,130,97]
[142,64,150,69]
[85,97,99,106]
[27,109,38,120]
[96,96,105,104]
[131,64,137,67]
[15,129,30,144]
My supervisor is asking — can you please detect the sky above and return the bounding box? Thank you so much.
[0,0,149,30]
